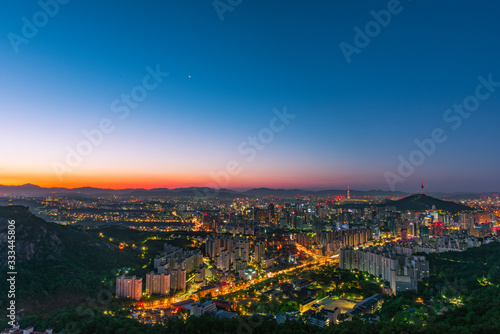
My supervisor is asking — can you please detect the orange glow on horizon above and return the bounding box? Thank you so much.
[0,170,363,190]
[1,173,211,190]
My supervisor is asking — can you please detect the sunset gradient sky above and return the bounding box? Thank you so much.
[1,0,499,192]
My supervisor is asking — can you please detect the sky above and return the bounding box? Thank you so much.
[0,0,499,192]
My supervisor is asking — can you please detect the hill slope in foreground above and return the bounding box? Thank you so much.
[386,194,473,214]
[0,205,139,314]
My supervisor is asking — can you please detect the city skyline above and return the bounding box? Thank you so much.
[1,1,499,193]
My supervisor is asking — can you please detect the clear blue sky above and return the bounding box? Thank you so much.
[0,0,499,192]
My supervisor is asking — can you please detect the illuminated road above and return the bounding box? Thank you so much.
[137,239,406,311]
[139,250,338,310]
[295,243,338,264]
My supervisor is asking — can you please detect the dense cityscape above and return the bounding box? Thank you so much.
[1,186,500,333]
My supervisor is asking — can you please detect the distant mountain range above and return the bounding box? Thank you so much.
[0,183,406,198]
[0,183,497,199]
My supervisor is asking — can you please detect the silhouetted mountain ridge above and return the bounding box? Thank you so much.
[0,205,143,314]
[0,205,128,268]
[0,184,495,199]
[384,194,474,214]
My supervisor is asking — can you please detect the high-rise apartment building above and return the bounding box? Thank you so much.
[116,275,142,301]
[145,271,170,296]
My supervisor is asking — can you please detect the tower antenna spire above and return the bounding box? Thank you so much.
[421,178,424,194]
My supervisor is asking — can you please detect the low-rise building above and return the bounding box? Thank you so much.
[2,325,57,334]
[299,297,316,313]
[190,300,217,316]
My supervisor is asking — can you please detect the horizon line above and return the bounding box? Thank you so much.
[0,183,498,195]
